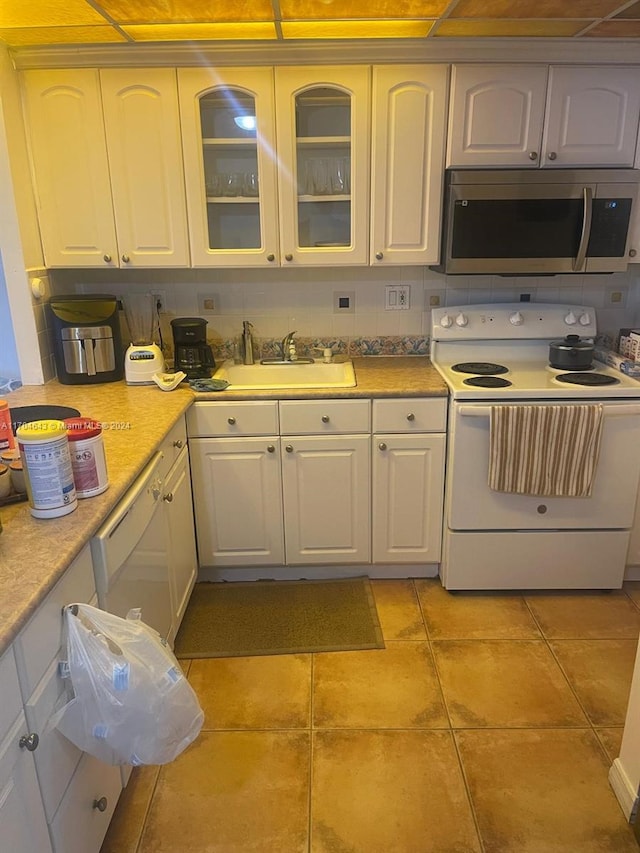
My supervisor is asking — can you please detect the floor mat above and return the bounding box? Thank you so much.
[173,577,385,658]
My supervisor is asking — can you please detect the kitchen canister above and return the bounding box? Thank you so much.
[16,420,77,518]
[0,399,16,452]
[64,417,109,498]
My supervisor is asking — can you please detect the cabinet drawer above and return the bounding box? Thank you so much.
[49,752,121,853]
[186,401,279,437]
[158,415,187,480]
[14,545,95,700]
[279,399,370,434]
[372,398,447,433]
[0,647,22,739]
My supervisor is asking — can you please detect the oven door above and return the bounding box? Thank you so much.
[447,401,640,531]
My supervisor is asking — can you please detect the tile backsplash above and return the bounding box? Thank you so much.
[47,265,640,368]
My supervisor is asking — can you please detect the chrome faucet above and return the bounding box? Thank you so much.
[281,330,297,361]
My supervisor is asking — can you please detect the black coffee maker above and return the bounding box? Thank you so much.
[171,318,216,380]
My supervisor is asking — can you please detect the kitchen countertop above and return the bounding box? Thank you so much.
[0,356,445,654]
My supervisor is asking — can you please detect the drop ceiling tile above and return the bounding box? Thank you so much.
[0,0,108,28]
[281,20,434,38]
[450,0,625,19]
[96,0,274,24]
[0,25,126,46]
[279,0,449,19]
[585,20,640,36]
[123,22,277,40]
[435,19,587,37]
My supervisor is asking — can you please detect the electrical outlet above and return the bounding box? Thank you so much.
[198,293,217,313]
[385,285,410,310]
[151,290,166,313]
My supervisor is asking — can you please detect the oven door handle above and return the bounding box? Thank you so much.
[459,404,640,418]
[573,186,593,273]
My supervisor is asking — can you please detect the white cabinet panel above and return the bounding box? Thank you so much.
[164,447,197,634]
[371,65,448,264]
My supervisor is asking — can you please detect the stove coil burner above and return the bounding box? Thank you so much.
[556,372,619,387]
[452,362,509,375]
[463,376,512,388]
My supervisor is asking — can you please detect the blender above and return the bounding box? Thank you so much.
[122,293,165,384]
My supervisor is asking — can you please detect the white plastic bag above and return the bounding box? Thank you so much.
[52,604,204,766]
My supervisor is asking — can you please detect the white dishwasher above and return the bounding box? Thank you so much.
[90,451,173,642]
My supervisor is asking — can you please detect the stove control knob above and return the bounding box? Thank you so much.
[564,311,577,325]
[455,312,468,327]
[509,311,524,326]
[579,312,591,326]
[440,313,453,328]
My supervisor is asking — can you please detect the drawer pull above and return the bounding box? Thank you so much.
[163,492,174,502]
[172,439,184,449]
[227,417,236,425]
[378,442,387,451]
[285,444,293,453]
[321,415,330,423]
[102,254,112,264]
[121,254,130,264]
[19,733,39,752]
[267,445,275,453]
[93,797,108,812]
[406,413,415,421]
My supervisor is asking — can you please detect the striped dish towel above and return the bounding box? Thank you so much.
[488,404,604,497]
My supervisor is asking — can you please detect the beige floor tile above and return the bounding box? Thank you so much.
[188,654,311,730]
[433,640,587,728]
[525,590,640,639]
[624,581,640,609]
[370,579,426,640]
[311,729,481,853]
[313,642,449,729]
[138,731,309,853]
[456,728,638,853]
[101,765,160,853]
[415,579,541,639]
[595,727,624,763]
[550,639,637,726]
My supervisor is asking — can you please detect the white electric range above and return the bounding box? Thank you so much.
[430,303,640,590]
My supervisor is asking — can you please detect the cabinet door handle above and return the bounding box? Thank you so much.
[406,413,415,421]
[162,492,174,502]
[103,254,112,263]
[93,797,108,812]
[547,151,557,161]
[375,251,383,260]
[121,254,130,263]
[285,253,293,262]
[19,733,39,752]
[528,151,538,161]
[173,439,184,449]
[378,442,387,451]
[267,253,275,262]
[227,417,236,425]
[321,415,330,423]
[285,444,293,453]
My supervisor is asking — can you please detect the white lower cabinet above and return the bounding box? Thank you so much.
[164,445,198,630]
[188,395,447,571]
[0,649,52,853]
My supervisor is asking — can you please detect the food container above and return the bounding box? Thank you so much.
[9,460,26,494]
[16,420,77,518]
[549,335,594,370]
[0,464,10,498]
[64,418,109,498]
[0,399,16,452]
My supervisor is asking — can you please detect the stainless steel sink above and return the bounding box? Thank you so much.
[213,359,356,390]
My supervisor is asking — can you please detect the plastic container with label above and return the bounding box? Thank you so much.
[0,400,16,452]
[64,417,109,498]
[16,420,77,518]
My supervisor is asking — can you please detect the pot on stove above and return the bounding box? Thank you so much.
[549,335,594,370]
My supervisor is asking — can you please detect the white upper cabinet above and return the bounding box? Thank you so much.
[447,64,640,169]
[22,68,189,268]
[370,65,448,265]
[178,67,280,267]
[274,66,370,266]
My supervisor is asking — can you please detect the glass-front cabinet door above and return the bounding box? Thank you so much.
[275,67,370,266]
[178,68,279,266]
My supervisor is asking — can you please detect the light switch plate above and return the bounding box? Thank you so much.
[385,285,410,310]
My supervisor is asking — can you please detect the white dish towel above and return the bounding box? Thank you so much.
[488,404,604,497]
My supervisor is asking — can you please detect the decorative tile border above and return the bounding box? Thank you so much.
[208,335,430,363]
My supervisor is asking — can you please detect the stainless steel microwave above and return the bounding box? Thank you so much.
[432,169,639,275]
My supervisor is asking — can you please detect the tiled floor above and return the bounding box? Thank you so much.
[101,579,640,853]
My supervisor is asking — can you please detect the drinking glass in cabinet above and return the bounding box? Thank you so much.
[242,172,259,196]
